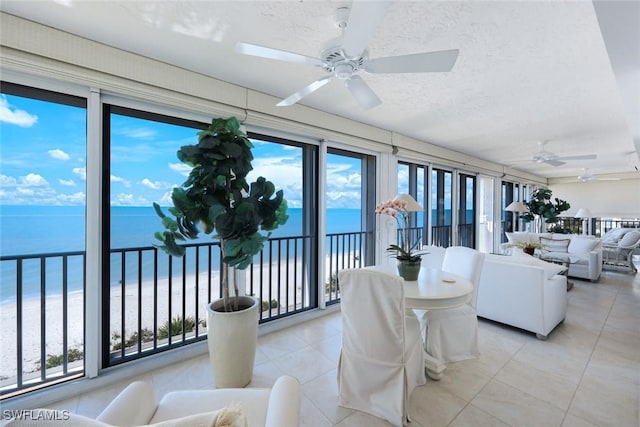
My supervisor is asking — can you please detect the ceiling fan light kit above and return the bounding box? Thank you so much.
[235,2,459,110]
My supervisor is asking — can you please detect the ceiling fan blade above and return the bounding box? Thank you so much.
[341,1,391,59]
[365,49,459,73]
[236,42,324,66]
[345,75,382,110]
[544,159,566,167]
[276,76,332,107]
[556,154,597,161]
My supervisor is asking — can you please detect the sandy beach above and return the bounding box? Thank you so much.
[0,255,330,382]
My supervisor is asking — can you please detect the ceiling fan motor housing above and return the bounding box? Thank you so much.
[321,46,367,79]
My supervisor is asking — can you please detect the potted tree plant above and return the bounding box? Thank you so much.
[153,116,288,388]
[521,188,570,233]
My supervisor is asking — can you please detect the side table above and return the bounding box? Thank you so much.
[538,254,573,290]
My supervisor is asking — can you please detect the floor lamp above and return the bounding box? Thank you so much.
[575,208,592,235]
[505,201,529,231]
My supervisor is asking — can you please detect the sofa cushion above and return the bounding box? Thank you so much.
[618,230,640,248]
[540,237,570,253]
[568,236,600,255]
[601,228,629,245]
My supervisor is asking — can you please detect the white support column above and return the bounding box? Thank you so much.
[317,140,327,309]
[451,170,459,246]
[493,178,503,254]
[85,87,102,378]
[427,165,433,245]
[376,152,397,269]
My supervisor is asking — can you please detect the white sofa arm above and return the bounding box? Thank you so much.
[96,380,157,425]
[265,375,300,427]
[588,250,602,280]
[541,274,568,338]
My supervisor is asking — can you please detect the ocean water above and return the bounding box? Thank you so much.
[0,206,363,301]
[0,205,460,301]
[0,206,364,255]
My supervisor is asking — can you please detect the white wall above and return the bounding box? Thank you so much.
[550,178,640,218]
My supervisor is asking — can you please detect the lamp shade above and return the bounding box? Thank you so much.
[393,194,423,212]
[505,201,529,213]
[574,208,592,218]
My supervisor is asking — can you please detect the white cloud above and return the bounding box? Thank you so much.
[115,193,135,205]
[112,193,148,206]
[169,162,192,177]
[48,149,71,161]
[59,179,76,186]
[111,175,131,188]
[159,191,174,205]
[0,95,38,127]
[141,178,170,190]
[21,173,49,187]
[0,174,18,187]
[57,192,86,204]
[326,191,362,209]
[73,167,86,181]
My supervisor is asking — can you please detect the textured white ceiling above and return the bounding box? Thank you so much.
[2,0,638,179]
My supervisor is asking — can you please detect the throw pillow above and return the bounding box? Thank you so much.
[618,230,640,248]
[214,404,247,427]
[540,237,570,253]
[568,236,599,255]
[601,228,628,245]
[506,231,531,245]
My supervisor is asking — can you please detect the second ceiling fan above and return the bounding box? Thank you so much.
[235,1,459,110]
[530,140,596,167]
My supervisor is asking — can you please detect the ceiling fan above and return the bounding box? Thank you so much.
[577,168,620,183]
[529,140,597,167]
[235,2,459,110]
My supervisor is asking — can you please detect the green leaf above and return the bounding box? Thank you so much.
[224,116,241,134]
[198,135,220,149]
[153,202,166,219]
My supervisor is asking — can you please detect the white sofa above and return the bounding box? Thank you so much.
[476,254,568,339]
[503,232,603,281]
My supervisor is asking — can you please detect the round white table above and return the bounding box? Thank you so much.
[402,267,474,380]
[403,267,474,310]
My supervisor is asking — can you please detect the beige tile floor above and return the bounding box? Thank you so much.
[47,266,639,427]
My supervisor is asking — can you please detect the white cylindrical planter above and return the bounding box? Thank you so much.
[207,295,259,388]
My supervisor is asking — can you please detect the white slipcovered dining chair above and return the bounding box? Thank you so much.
[420,246,485,363]
[421,245,446,269]
[337,268,426,427]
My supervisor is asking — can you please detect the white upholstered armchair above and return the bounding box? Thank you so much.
[5,376,300,427]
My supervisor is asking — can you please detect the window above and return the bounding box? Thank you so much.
[458,173,476,248]
[432,168,453,247]
[398,162,427,246]
[325,148,375,303]
[0,82,87,395]
[103,105,322,366]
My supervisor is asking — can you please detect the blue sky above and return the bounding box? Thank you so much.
[0,94,364,209]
